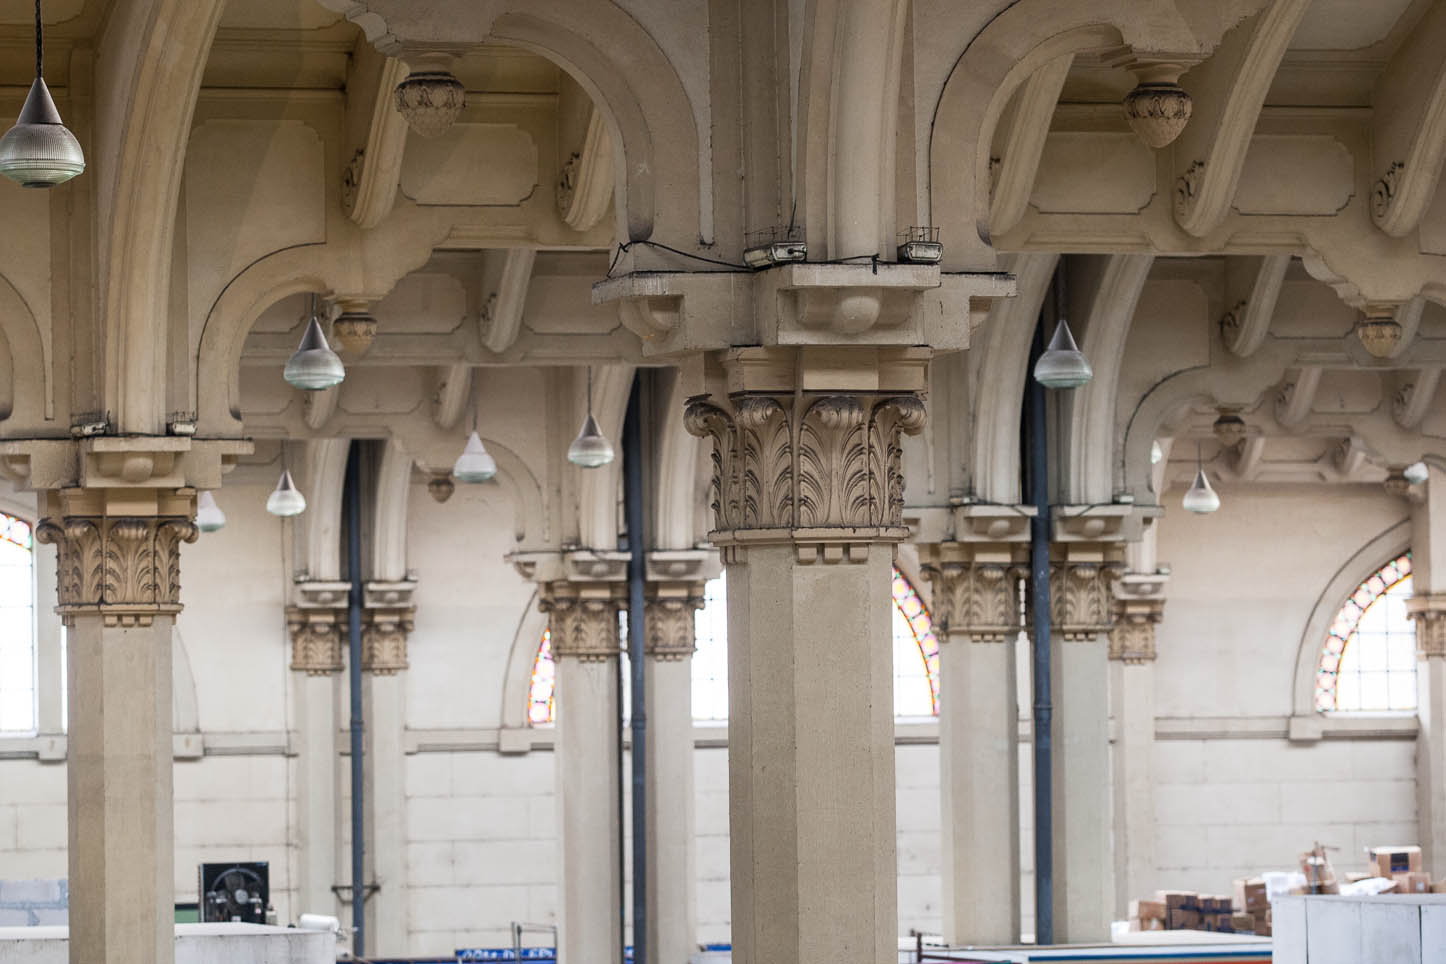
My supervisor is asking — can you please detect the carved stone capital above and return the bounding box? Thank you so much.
[645,584,706,660]
[287,608,345,675]
[1049,561,1124,641]
[1409,595,1446,660]
[36,489,198,626]
[922,561,1018,641]
[1109,596,1166,663]
[363,608,414,675]
[684,374,926,553]
[539,582,624,662]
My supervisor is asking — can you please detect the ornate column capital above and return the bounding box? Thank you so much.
[36,488,197,627]
[644,582,707,660]
[1409,595,1446,660]
[362,579,417,674]
[1109,571,1169,663]
[287,579,350,675]
[539,580,625,662]
[919,545,1021,641]
[1049,558,1125,641]
[683,347,929,562]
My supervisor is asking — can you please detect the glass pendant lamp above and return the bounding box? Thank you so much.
[283,296,345,391]
[1182,443,1220,514]
[0,1,84,188]
[1404,461,1430,485]
[266,468,307,517]
[195,491,226,533]
[453,381,498,483]
[567,367,615,468]
[1033,319,1093,390]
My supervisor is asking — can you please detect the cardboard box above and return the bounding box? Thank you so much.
[1129,918,1165,932]
[1234,877,1269,912]
[1393,871,1431,894]
[1368,845,1422,877]
[1158,890,1197,911]
[1231,913,1255,933]
[1431,880,1446,894]
[1130,899,1166,921]
[1168,908,1201,930]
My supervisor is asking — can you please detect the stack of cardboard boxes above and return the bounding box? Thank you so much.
[1361,845,1432,894]
[1127,891,1264,935]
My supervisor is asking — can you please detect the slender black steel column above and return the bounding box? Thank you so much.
[623,373,648,964]
[343,441,367,957]
[1028,274,1058,945]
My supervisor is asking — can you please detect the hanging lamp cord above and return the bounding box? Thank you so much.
[586,366,594,417]
[34,0,43,79]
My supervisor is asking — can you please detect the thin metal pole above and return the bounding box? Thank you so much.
[344,441,367,957]
[1028,268,1059,945]
[623,373,648,964]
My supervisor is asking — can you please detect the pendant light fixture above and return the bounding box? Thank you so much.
[1033,319,1093,390]
[195,491,227,533]
[1404,460,1430,486]
[567,366,615,468]
[266,467,307,518]
[1181,442,1220,515]
[283,295,345,391]
[0,1,84,188]
[453,386,497,483]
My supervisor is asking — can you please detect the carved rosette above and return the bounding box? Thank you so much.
[287,610,345,675]
[541,586,623,662]
[1049,563,1123,641]
[645,589,706,660]
[37,512,198,626]
[684,390,926,551]
[923,563,1017,641]
[1409,597,1446,660]
[1109,599,1165,663]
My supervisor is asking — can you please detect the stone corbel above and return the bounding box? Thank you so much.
[1109,571,1169,663]
[645,549,721,585]
[0,437,252,491]
[951,502,1036,542]
[361,578,418,674]
[1052,503,1161,543]
[287,579,351,674]
[1408,595,1446,660]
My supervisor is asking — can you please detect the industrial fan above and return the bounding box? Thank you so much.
[198,862,269,924]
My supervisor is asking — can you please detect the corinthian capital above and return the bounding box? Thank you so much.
[645,585,706,660]
[540,583,624,661]
[922,561,1017,641]
[1409,596,1446,660]
[36,489,197,626]
[1049,561,1123,641]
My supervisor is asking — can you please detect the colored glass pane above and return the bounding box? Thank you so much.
[1315,552,1416,713]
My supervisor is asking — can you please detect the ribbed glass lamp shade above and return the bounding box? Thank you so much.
[567,414,615,468]
[1182,467,1220,514]
[1033,320,1093,389]
[195,491,227,533]
[453,431,497,483]
[266,469,307,517]
[1405,461,1430,485]
[283,316,345,390]
[0,78,84,188]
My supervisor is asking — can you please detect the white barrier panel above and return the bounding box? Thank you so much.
[1274,894,1446,964]
[0,923,335,964]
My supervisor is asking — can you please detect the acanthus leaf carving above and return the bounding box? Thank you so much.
[540,587,623,662]
[799,396,869,528]
[645,593,705,660]
[1050,562,1122,640]
[40,510,197,618]
[924,562,1016,641]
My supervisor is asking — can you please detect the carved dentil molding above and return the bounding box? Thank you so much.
[1049,562,1123,641]
[683,390,926,552]
[37,509,198,626]
[922,562,1017,641]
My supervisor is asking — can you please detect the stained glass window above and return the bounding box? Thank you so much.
[0,512,36,733]
[1315,552,1416,713]
[526,566,941,724]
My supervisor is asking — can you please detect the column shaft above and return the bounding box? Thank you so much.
[294,673,340,917]
[1411,602,1446,867]
[1051,633,1112,941]
[366,674,408,954]
[1108,587,1164,920]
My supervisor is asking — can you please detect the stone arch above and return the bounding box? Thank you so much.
[1290,520,1412,716]
[498,587,549,731]
[172,627,200,735]
[0,270,49,427]
[577,363,636,549]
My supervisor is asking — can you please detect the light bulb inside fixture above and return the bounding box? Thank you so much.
[453,431,498,483]
[266,469,307,517]
[1182,466,1220,514]
[283,315,345,391]
[568,413,615,468]
[1033,319,1093,390]
[1405,461,1430,485]
[195,491,226,533]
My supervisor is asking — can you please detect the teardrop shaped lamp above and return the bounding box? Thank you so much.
[283,315,345,391]
[1033,319,1093,390]
[195,491,227,533]
[0,3,84,188]
[453,431,498,483]
[266,469,307,517]
[1182,466,1220,514]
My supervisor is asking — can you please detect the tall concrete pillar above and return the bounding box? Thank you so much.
[540,575,625,964]
[643,573,705,964]
[38,487,198,964]
[1108,574,1166,918]
[1411,465,1446,868]
[1049,555,1120,942]
[684,346,929,964]
[921,546,1023,945]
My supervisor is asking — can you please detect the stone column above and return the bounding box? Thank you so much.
[287,581,349,920]
[37,487,197,964]
[921,546,1023,945]
[684,346,928,964]
[1108,574,1166,919]
[362,579,416,956]
[1413,599,1446,868]
[1049,555,1120,943]
[540,576,625,964]
[642,559,710,964]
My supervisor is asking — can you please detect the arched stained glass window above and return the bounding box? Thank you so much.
[0,512,36,733]
[1315,552,1416,713]
[526,566,940,724]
